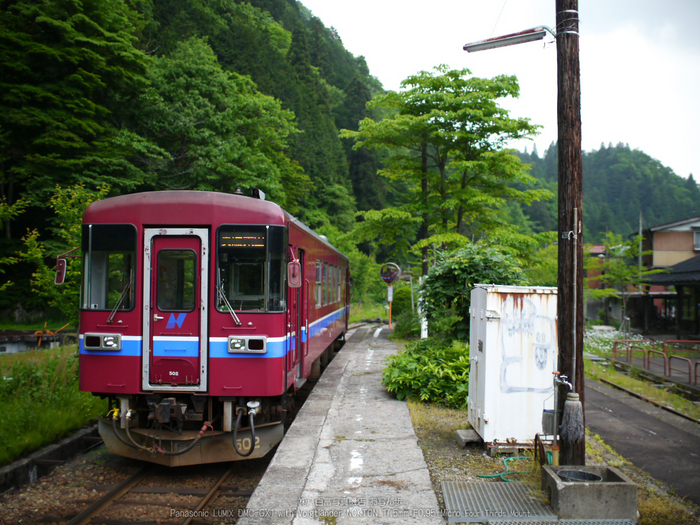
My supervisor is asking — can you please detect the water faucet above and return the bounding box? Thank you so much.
[554,373,573,392]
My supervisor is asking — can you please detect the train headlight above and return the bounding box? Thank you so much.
[83,333,122,351]
[103,335,119,348]
[227,336,267,354]
[229,338,246,351]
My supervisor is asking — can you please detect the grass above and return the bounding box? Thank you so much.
[585,361,700,420]
[408,398,469,436]
[637,490,699,525]
[0,345,107,465]
[348,302,386,324]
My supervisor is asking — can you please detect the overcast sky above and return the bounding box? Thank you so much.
[300,0,700,180]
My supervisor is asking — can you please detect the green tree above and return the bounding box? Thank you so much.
[286,27,355,230]
[524,243,558,287]
[342,66,551,275]
[0,0,150,224]
[132,38,306,209]
[0,196,28,291]
[19,184,110,324]
[585,232,665,319]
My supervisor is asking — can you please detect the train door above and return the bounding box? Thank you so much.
[143,228,208,391]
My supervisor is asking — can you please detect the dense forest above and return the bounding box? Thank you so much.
[1,0,698,314]
[518,144,700,242]
[0,0,392,310]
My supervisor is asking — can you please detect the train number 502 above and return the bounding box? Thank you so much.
[236,436,260,452]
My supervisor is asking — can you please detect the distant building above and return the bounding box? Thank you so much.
[642,216,700,268]
[637,216,700,337]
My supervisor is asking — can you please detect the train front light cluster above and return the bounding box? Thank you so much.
[84,333,122,351]
[227,336,266,354]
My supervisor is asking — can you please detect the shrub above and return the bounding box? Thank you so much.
[421,243,527,341]
[382,336,469,408]
[391,285,413,317]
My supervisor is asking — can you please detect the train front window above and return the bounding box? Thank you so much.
[217,225,286,313]
[82,224,136,311]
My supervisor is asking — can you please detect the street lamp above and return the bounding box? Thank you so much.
[463,26,554,53]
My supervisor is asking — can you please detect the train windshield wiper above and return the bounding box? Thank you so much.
[107,276,131,324]
[217,276,242,326]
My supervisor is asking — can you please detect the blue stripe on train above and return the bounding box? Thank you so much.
[78,306,346,358]
[308,307,345,339]
[153,338,199,357]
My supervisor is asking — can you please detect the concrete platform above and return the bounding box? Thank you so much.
[238,326,443,525]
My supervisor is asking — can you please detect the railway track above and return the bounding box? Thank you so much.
[48,382,315,524]
[56,461,260,525]
[0,357,323,524]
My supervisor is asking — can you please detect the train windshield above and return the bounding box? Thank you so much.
[81,224,136,311]
[217,225,286,312]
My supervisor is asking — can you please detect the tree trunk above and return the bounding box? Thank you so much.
[556,0,585,466]
[456,171,467,234]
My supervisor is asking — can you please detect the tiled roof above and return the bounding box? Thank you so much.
[646,255,700,285]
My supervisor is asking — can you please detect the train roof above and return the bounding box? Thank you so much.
[83,191,347,260]
[84,190,288,226]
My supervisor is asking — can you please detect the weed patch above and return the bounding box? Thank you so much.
[0,346,107,465]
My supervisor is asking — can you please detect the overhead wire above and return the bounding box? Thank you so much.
[490,0,509,38]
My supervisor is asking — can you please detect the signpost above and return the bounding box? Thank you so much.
[380,263,401,329]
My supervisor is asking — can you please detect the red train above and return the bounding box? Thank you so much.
[66,191,349,466]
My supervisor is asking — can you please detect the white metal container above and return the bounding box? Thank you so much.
[468,284,558,446]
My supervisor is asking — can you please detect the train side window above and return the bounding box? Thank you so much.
[331,264,336,303]
[337,266,341,303]
[81,224,136,311]
[323,261,329,306]
[315,260,322,308]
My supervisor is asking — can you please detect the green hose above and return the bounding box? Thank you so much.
[477,456,530,482]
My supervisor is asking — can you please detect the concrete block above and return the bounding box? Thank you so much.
[542,465,638,522]
[455,428,481,448]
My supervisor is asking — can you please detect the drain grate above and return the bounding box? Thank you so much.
[441,482,636,524]
[442,481,557,523]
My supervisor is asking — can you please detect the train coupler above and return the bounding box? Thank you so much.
[147,397,187,434]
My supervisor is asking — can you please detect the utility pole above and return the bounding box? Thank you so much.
[463,0,585,465]
[556,0,584,466]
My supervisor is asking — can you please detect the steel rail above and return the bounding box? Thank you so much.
[181,466,233,525]
[66,466,148,525]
